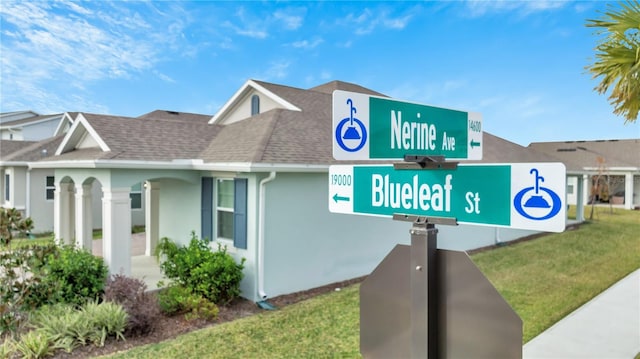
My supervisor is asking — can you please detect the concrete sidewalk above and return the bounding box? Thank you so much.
[523,269,640,359]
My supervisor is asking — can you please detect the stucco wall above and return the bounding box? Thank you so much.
[157,178,201,244]
[28,169,55,233]
[259,171,541,300]
[261,172,410,299]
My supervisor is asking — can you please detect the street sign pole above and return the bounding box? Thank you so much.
[411,218,438,359]
[396,156,458,359]
[359,156,524,359]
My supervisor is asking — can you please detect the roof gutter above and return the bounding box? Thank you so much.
[257,171,276,301]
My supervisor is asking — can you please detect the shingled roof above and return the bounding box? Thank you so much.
[54,112,219,162]
[39,79,563,168]
[529,139,640,172]
[0,136,64,163]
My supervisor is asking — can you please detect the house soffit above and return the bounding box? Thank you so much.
[55,113,110,156]
[209,79,301,125]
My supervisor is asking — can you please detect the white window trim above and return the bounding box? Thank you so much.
[215,178,234,242]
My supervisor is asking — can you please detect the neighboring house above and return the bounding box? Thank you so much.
[32,80,568,302]
[0,111,72,141]
[0,136,64,233]
[0,111,144,233]
[529,139,640,210]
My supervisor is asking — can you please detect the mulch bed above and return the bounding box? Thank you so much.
[51,276,365,358]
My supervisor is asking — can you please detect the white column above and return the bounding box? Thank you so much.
[102,187,131,275]
[54,182,74,245]
[145,181,160,256]
[74,183,93,251]
[576,176,585,222]
[624,173,633,210]
[582,175,591,207]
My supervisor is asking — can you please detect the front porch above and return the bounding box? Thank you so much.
[93,232,165,290]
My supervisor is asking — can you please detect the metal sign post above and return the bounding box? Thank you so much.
[397,156,458,359]
[359,157,523,359]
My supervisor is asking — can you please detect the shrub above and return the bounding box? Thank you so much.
[156,284,189,316]
[81,301,127,347]
[0,207,34,246]
[44,245,108,306]
[27,301,127,352]
[30,304,80,352]
[156,232,246,304]
[0,243,60,337]
[13,330,54,359]
[104,274,161,335]
[0,337,15,358]
[156,284,218,321]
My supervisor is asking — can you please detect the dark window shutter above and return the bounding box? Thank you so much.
[201,177,213,241]
[233,178,248,249]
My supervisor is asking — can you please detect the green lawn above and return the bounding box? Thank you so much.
[0,235,54,251]
[97,207,638,358]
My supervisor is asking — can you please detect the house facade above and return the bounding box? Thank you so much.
[1,112,145,234]
[529,140,640,210]
[0,111,69,141]
[28,80,571,302]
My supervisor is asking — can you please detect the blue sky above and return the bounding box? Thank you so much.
[1,1,638,146]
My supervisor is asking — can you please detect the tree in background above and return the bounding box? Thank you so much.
[586,1,640,123]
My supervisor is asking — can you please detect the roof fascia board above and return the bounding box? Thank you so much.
[28,159,330,173]
[53,112,75,136]
[195,162,329,173]
[55,113,110,156]
[0,161,28,167]
[209,79,301,125]
[583,166,639,171]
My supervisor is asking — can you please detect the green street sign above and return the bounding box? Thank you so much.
[329,163,566,232]
[332,90,483,161]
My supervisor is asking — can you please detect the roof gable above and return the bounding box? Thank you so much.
[209,79,301,125]
[55,113,110,155]
[53,112,78,136]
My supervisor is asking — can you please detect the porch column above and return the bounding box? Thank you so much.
[582,175,591,207]
[54,182,74,245]
[74,183,93,251]
[102,187,131,275]
[624,174,633,210]
[575,175,585,222]
[145,181,160,256]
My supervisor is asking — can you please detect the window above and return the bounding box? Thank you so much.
[567,184,574,195]
[202,178,247,248]
[216,179,234,239]
[46,176,55,200]
[4,174,9,202]
[251,94,260,116]
[130,182,142,210]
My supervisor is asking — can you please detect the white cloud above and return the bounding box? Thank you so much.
[273,10,304,30]
[259,61,291,81]
[339,6,416,35]
[0,1,193,113]
[464,0,568,18]
[153,70,176,84]
[291,38,323,49]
